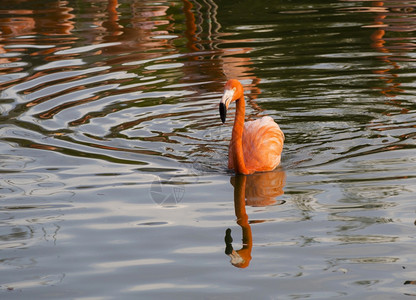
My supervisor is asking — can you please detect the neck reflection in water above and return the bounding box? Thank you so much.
[224,170,286,268]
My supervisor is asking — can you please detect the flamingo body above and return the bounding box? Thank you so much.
[228,116,284,173]
[219,79,284,175]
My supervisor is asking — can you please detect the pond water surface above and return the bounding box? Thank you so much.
[1,0,416,299]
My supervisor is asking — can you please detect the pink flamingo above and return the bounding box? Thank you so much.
[219,79,284,175]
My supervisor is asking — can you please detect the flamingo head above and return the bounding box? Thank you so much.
[219,79,243,124]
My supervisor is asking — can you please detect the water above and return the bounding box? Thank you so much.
[1,0,416,298]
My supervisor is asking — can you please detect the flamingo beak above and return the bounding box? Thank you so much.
[219,102,227,124]
[220,89,234,124]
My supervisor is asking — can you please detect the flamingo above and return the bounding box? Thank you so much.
[219,79,284,175]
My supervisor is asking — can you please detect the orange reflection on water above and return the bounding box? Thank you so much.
[0,1,74,37]
[0,0,268,163]
[341,1,416,101]
[225,171,286,268]
[360,1,415,100]
[99,1,173,59]
[0,1,75,79]
[0,0,262,98]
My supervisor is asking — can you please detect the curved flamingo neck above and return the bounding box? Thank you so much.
[231,95,249,174]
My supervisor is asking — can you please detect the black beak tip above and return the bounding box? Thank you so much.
[219,102,226,124]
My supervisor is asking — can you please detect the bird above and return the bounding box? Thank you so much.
[219,79,284,175]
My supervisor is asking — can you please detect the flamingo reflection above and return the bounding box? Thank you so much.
[225,170,286,268]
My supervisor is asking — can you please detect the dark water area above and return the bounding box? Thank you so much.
[1,0,416,298]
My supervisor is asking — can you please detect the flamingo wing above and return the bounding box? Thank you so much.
[228,116,284,173]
